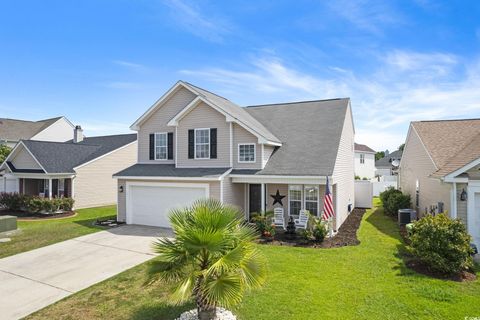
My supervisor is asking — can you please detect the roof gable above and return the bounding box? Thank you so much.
[3,134,137,174]
[354,143,375,153]
[0,116,65,142]
[411,119,480,177]
[131,81,281,145]
[245,98,350,176]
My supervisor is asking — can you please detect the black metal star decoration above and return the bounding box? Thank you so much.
[270,189,286,206]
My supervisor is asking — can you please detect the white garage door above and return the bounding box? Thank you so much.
[127,183,208,228]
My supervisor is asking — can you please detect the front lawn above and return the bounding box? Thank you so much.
[0,205,116,259]
[27,200,480,320]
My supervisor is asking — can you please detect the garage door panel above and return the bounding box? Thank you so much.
[128,185,207,228]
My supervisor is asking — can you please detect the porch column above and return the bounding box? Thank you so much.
[261,183,266,213]
[48,178,52,199]
[451,182,457,219]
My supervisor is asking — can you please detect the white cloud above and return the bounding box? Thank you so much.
[162,0,232,42]
[112,60,147,72]
[326,0,404,34]
[180,51,480,151]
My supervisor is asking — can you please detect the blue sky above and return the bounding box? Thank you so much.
[1,0,480,151]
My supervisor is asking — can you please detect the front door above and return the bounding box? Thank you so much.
[249,184,262,217]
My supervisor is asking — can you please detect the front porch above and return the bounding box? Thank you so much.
[19,177,73,199]
[229,175,337,227]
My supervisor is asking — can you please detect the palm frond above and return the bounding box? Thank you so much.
[202,272,244,308]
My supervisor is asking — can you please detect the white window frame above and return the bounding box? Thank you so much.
[288,185,303,217]
[304,185,319,216]
[238,143,256,163]
[58,178,65,197]
[194,128,210,160]
[360,153,365,164]
[154,132,168,160]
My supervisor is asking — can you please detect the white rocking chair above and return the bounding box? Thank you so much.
[294,210,309,229]
[273,207,286,230]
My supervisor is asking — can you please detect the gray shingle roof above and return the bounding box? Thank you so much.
[0,117,63,142]
[22,134,137,173]
[375,150,403,168]
[244,99,350,176]
[114,164,229,178]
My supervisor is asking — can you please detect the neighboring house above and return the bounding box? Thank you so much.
[0,126,137,209]
[400,119,480,249]
[376,149,403,177]
[114,81,355,231]
[0,116,76,193]
[0,116,75,148]
[354,143,375,179]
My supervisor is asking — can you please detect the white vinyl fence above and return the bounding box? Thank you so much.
[372,177,398,197]
[354,181,373,208]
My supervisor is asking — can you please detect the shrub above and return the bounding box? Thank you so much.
[0,192,27,210]
[355,175,361,180]
[312,219,328,243]
[250,211,273,235]
[410,214,473,274]
[379,188,411,215]
[22,196,75,213]
[379,187,401,207]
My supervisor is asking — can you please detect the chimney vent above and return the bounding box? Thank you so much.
[74,125,83,143]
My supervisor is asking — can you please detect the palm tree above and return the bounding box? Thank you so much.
[148,198,267,320]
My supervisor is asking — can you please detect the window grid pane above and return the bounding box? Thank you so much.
[289,185,302,216]
[239,144,255,162]
[155,133,167,160]
[195,129,210,159]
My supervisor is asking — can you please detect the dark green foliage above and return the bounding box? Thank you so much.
[410,214,473,274]
[0,192,74,213]
[380,188,411,215]
[0,192,28,210]
[375,151,385,161]
[0,144,11,163]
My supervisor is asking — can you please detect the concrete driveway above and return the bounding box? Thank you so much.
[0,225,171,320]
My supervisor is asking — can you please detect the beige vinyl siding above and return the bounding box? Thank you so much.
[221,177,245,212]
[74,141,137,209]
[11,147,42,169]
[332,105,355,229]
[232,123,262,169]
[116,178,221,222]
[399,126,451,217]
[262,145,275,168]
[138,87,196,163]
[456,182,468,226]
[177,102,230,167]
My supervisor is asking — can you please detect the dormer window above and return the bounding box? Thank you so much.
[195,128,210,159]
[238,144,255,163]
[155,133,168,160]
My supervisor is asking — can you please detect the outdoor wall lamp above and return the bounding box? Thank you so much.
[460,188,467,201]
[119,185,124,193]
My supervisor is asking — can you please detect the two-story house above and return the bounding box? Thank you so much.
[354,143,376,179]
[114,81,355,230]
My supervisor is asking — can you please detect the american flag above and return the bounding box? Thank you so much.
[322,176,335,220]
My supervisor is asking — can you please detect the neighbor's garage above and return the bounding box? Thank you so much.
[126,182,209,228]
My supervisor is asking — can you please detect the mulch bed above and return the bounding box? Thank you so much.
[256,208,366,249]
[0,209,76,220]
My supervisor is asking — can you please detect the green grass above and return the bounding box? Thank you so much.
[27,200,480,320]
[0,206,116,258]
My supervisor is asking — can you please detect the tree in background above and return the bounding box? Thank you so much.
[0,145,11,163]
[375,151,385,161]
[398,143,405,152]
